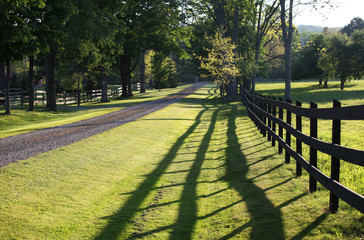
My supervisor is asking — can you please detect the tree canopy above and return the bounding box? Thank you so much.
[1,1,364,114]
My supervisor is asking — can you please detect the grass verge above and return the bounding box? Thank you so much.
[0,84,362,239]
[0,85,191,139]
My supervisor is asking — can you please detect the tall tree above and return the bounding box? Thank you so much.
[40,0,78,111]
[198,31,239,104]
[251,0,280,92]
[116,0,183,97]
[279,0,294,100]
[341,17,364,37]
[0,0,45,114]
[139,52,146,93]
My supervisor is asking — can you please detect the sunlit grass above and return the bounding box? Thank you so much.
[0,85,191,139]
[255,79,364,195]
[0,84,362,239]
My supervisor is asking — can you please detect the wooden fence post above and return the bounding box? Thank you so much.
[330,99,341,213]
[253,96,257,127]
[263,96,267,138]
[278,97,283,154]
[258,95,263,134]
[285,98,292,163]
[267,96,272,141]
[296,100,302,176]
[272,97,276,147]
[309,102,318,192]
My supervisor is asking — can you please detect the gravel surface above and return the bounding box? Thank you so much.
[0,83,205,168]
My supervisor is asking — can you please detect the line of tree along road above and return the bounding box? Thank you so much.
[1,1,363,115]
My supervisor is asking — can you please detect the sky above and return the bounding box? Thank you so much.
[294,0,364,28]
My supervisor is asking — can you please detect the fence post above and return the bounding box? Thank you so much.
[272,97,276,147]
[309,102,318,192]
[278,97,283,154]
[262,96,267,138]
[285,98,292,163]
[330,99,341,213]
[258,95,263,134]
[296,101,302,176]
[267,96,272,141]
[254,96,259,129]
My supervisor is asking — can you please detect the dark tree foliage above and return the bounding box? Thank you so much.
[292,34,324,80]
[341,17,364,37]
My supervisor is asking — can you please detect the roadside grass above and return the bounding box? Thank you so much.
[0,84,362,239]
[255,79,364,195]
[0,85,191,139]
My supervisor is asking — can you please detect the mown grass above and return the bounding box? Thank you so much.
[255,79,364,196]
[0,84,362,239]
[0,85,191,139]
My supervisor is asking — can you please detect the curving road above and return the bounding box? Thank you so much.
[0,83,205,168]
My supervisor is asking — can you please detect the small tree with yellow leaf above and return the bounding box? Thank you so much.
[197,30,239,104]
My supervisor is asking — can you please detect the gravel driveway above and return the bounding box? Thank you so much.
[0,83,205,168]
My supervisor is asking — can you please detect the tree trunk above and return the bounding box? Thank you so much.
[0,64,5,91]
[243,78,252,90]
[324,79,328,88]
[280,0,293,100]
[77,69,81,106]
[28,56,35,111]
[127,79,133,96]
[120,54,131,97]
[340,78,345,90]
[5,61,11,115]
[226,4,239,101]
[284,42,292,100]
[101,67,109,102]
[45,53,57,111]
[213,0,226,34]
[139,52,146,93]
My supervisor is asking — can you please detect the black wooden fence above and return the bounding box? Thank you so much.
[240,88,364,214]
[1,86,129,107]
[0,88,24,106]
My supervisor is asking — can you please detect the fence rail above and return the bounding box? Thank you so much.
[0,88,24,106]
[240,87,364,214]
[1,86,127,107]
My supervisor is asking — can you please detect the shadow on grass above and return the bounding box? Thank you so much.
[220,105,285,240]
[169,104,220,239]
[94,95,327,240]
[290,214,328,240]
[94,100,211,240]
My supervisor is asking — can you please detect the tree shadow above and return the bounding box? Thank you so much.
[221,105,285,240]
[169,105,220,239]
[94,104,209,240]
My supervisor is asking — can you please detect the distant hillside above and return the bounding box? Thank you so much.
[297,25,341,46]
[298,25,323,34]
[298,25,341,34]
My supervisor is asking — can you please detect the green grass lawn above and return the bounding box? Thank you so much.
[0,85,191,139]
[0,84,362,239]
[255,80,364,196]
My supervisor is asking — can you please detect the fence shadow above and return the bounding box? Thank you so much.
[220,105,285,240]
[93,102,209,240]
[169,105,220,239]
